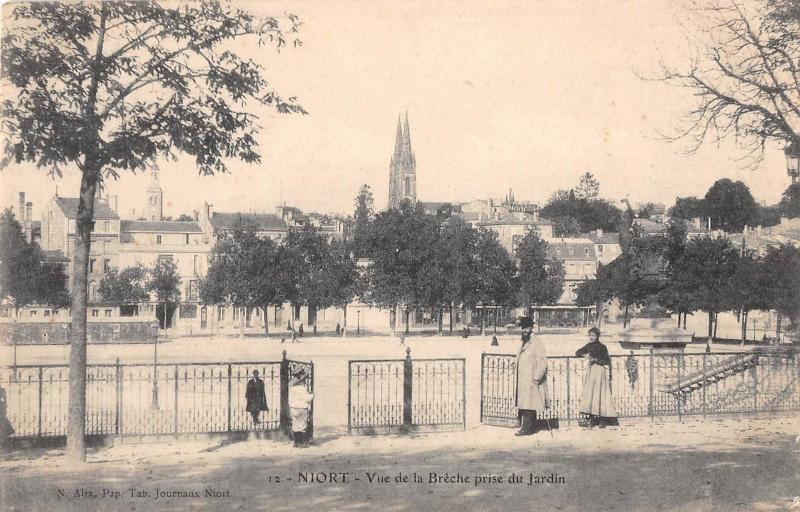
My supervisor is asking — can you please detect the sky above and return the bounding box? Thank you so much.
[0,0,792,220]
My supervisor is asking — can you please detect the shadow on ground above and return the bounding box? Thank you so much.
[1,431,797,512]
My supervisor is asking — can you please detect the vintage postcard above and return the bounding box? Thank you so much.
[0,1,798,511]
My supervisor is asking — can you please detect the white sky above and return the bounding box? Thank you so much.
[0,0,792,220]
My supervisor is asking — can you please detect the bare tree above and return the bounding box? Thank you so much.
[655,0,800,166]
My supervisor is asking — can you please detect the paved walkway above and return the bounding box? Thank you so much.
[1,415,798,511]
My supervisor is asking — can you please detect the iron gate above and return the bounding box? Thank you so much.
[348,350,465,435]
[0,350,313,439]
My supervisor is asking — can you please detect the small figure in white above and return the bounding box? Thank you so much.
[289,368,314,448]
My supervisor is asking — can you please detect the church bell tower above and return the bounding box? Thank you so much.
[388,112,417,209]
[145,166,163,221]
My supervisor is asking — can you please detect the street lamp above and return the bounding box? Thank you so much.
[357,309,361,335]
[785,142,800,184]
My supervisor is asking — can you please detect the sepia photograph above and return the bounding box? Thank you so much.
[0,0,798,510]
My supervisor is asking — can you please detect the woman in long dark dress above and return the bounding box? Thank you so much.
[575,327,619,428]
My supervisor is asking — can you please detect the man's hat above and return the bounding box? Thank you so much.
[520,316,534,329]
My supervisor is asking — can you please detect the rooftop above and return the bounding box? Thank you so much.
[54,197,119,220]
[546,238,597,260]
[580,231,620,244]
[121,220,203,233]
[211,212,288,232]
[478,211,555,226]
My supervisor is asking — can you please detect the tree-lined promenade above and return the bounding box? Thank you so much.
[197,200,564,336]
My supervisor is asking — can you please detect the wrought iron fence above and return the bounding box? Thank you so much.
[348,349,465,435]
[0,351,313,439]
[481,350,800,426]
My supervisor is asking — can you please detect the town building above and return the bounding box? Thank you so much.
[536,238,598,326]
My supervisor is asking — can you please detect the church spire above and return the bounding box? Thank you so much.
[393,115,403,161]
[402,111,411,157]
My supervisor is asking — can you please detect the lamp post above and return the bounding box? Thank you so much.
[357,309,361,335]
[785,142,800,184]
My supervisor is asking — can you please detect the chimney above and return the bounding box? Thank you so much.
[25,202,33,241]
[18,192,25,223]
[109,195,118,213]
[596,228,602,237]
[193,209,199,222]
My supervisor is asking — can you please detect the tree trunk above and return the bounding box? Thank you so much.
[239,307,245,338]
[449,303,453,335]
[776,311,783,342]
[683,312,687,330]
[263,306,270,335]
[390,306,396,334]
[342,304,347,338]
[713,312,718,339]
[677,312,681,328]
[623,305,629,328]
[404,308,410,335]
[438,307,443,335]
[596,300,604,328]
[707,310,714,344]
[67,170,100,462]
[309,304,317,335]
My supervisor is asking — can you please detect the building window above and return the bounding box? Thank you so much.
[89,259,96,273]
[30,310,37,317]
[91,309,99,317]
[584,248,590,257]
[405,177,411,195]
[187,280,199,301]
[193,255,199,276]
[104,221,110,232]
[88,281,96,300]
[103,259,111,273]
[233,308,239,322]
[156,235,162,244]
[185,234,190,244]
[555,247,561,255]
[598,245,603,254]
[44,310,50,317]
[217,306,225,322]
[105,309,112,317]
[568,247,574,256]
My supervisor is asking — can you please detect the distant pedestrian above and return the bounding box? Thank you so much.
[491,334,499,347]
[289,368,314,448]
[291,329,297,343]
[0,385,14,450]
[245,370,268,426]
[287,320,292,331]
[575,327,618,428]
[399,333,406,346]
[280,337,286,344]
[298,323,304,338]
[515,317,549,436]
[335,323,341,336]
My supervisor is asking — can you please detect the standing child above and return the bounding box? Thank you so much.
[289,368,314,448]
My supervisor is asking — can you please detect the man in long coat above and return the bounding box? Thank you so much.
[245,369,268,425]
[515,316,548,436]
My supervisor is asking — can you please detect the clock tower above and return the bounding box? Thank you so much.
[145,167,163,221]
